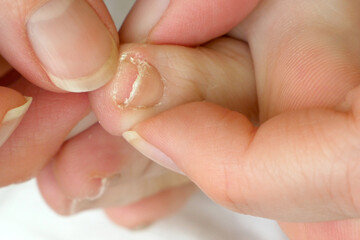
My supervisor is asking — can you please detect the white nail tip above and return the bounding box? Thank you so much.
[122,130,141,142]
[48,40,118,92]
[122,131,183,174]
[69,177,108,214]
[66,111,98,140]
[0,97,32,147]
[87,178,108,201]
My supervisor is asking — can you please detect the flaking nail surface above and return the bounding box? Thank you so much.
[112,54,164,109]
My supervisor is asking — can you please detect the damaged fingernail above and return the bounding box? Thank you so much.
[87,177,108,200]
[67,172,189,214]
[69,177,108,214]
[112,54,164,109]
[0,97,32,147]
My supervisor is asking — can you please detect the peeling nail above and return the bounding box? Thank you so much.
[112,54,164,109]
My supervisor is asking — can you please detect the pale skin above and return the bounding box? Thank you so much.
[1,0,360,239]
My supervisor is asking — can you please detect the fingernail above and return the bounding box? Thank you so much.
[27,0,118,92]
[69,177,108,214]
[68,172,188,214]
[112,54,164,109]
[122,0,170,42]
[66,111,98,140]
[86,177,108,200]
[0,97,32,147]
[122,131,182,174]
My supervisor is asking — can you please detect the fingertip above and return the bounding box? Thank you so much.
[1,0,119,93]
[0,87,32,149]
[105,184,196,229]
[0,81,90,187]
[132,102,255,209]
[53,124,123,200]
[89,45,167,135]
[119,0,170,44]
[37,163,72,216]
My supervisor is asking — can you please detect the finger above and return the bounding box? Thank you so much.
[119,0,260,46]
[105,184,196,229]
[37,163,70,215]
[0,56,31,148]
[37,124,189,215]
[123,93,360,222]
[55,124,164,200]
[89,38,257,135]
[0,78,90,186]
[0,87,31,148]
[0,0,119,92]
[1,55,95,146]
[231,0,360,121]
[38,159,194,229]
[233,0,360,236]
[39,39,256,218]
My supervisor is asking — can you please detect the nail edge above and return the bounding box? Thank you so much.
[48,39,118,93]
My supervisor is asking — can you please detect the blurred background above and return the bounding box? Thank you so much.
[0,1,288,239]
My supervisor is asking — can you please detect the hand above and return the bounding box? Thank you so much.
[1,0,256,230]
[1,0,185,228]
[34,0,260,229]
[89,0,360,238]
[0,0,120,184]
[0,57,92,186]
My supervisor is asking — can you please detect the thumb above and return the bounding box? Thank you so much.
[0,0,118,92]
[123,102,254,205]
[123,99,360,222]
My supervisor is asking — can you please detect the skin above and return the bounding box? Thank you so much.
[2,0,360,239]
[0,74,90,186]
[38,38,257,221]
[0,0,118,92]
[90,0,360,238]
[0,0,119,185]
[0,19,258,234]
[0,58,26,118]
